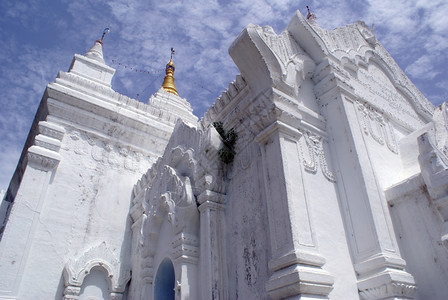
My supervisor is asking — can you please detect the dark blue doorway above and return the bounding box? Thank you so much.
[154,258,175,300]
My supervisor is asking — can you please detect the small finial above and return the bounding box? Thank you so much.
[306,6,316,24]
[98,28,110,44]
[170,48,175,60]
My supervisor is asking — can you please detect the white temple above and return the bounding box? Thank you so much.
[1,10,447,300]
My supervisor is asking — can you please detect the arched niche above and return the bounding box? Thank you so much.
[154,258,175,300]
[62,242,130,300]
[78,266,111,300]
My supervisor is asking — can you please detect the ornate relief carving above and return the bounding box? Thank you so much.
[374,45,434,118]
[258,26,301,66]
[356,101,399,154]
[38,121,65,141]
[27,149,61,171]
[313,23,370,55]
[64,129,154,172]
[299,131,336,182]
[257,26,316,94]
[136,143,201,286]
[159,165,198,235]
[63,241,130,294]
[312,20,433,123]
[357,21,377,46]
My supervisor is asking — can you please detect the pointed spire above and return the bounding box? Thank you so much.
[85,28,110,64]
[161,48,179,96]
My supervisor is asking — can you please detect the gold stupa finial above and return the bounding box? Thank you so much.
[161,48,179,96]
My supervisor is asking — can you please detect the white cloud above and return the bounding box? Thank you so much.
[405,55,440,79]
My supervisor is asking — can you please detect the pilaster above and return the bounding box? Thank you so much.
[172,233,199,300]
[197,190,227,300]
[317,60,416,298]
[0,121,64,297]
[256,121,334,299]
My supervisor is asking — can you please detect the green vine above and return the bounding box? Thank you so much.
[213,121,238,164]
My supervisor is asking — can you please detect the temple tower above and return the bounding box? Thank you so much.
[0,37,196,299]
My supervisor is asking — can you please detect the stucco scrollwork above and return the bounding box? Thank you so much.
[299,131,336,182]
[159,165,198,235]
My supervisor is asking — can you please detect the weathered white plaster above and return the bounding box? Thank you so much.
[1,9,447,300]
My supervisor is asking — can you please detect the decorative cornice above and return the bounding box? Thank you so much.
[255,120,302,144]
[171,233,199,262]
[52,71,196,128]
[197,190,226,206]
[27,145,61,171]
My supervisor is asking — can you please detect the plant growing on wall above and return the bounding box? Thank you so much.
[213,121,238,164]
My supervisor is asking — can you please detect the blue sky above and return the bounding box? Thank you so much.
[0,0,447,190]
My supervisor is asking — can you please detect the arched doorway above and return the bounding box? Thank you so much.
[154,258,175,300]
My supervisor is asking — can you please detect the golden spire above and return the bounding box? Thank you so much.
[161,48,179,96]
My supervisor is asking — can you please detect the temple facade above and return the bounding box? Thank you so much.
[1,10,447,300]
